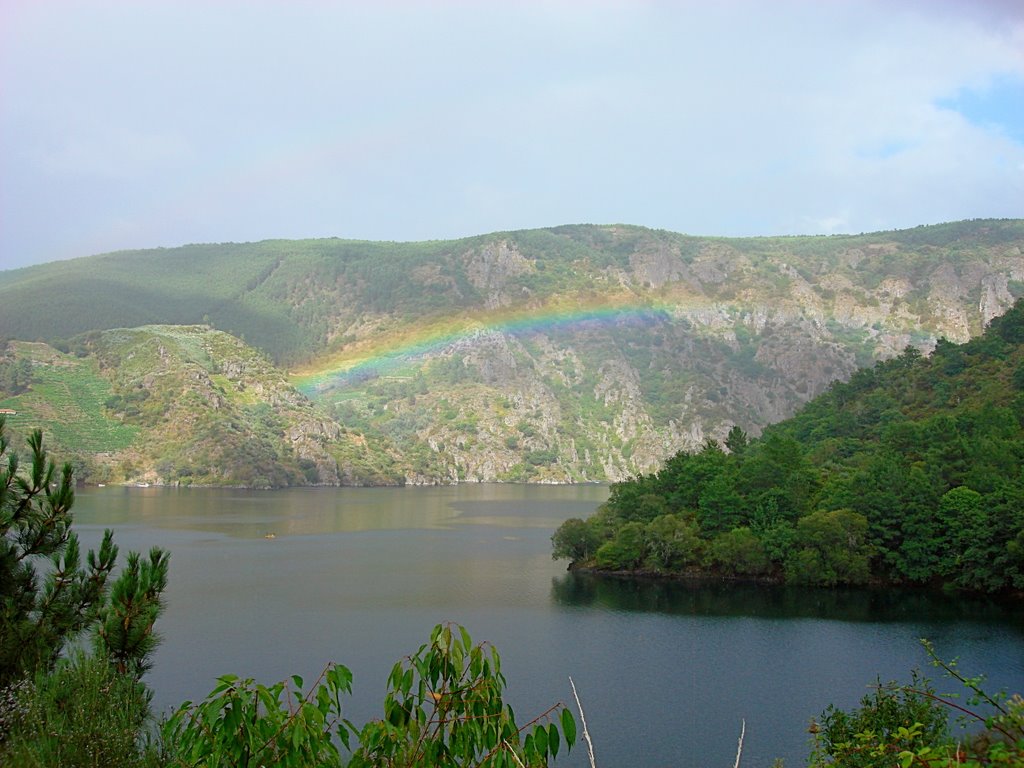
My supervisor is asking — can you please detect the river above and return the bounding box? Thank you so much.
[72,484,1024,767]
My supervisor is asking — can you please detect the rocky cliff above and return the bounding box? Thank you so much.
[1,220,1022,485]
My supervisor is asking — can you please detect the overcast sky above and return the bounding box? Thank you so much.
[1,0,1022,270]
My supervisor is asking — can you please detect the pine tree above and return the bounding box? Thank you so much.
[0,417,168,687]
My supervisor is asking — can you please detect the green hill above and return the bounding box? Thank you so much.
[2,219,1024,485]
[553,299,1024,593]
[0,342,137,455]
[2,220,1022,365]
[0,327,400,487]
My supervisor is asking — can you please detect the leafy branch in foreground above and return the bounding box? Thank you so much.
[809,640,1024,767]
[162,664,355,768]
[163,623,577,768]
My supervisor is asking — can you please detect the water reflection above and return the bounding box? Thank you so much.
[72,484,608,538]
[552,571,1024,627]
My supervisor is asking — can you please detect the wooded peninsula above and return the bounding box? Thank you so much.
[553,299,1024,594]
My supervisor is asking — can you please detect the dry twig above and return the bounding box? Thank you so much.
[733,719,746,768]
[569,676,597,768]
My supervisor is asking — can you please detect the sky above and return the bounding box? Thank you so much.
[1,0,1023,271]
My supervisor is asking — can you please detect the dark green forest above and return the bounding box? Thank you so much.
[553,299,1024,593]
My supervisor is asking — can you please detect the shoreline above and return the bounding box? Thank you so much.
[565,563,1024,600]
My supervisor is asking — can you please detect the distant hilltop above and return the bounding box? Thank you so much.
[1,219,1022,487]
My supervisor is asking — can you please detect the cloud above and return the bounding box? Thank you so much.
[1,0,1022,268]
[808,214,851,235]
[34,126,192,180]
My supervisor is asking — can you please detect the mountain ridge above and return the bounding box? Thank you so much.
[2,219,1022,486]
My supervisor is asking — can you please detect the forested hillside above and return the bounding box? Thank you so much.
[553,299,1024,593]
[2,219,1023,484]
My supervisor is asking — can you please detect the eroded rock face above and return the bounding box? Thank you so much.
[457,330,519,385]
[465,241,534,309]
[629,244,694,289]
[12,222,1024,487]
[362,308,863,483]
[332,223,1024,484]
[980,274,1015,326]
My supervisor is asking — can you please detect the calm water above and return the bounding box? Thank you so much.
[72,485,1024,768]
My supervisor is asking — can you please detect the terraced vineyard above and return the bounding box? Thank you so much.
[0,343,137,455]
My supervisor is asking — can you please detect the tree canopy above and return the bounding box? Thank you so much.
[554,300,1024,592]
[0,418,168,687]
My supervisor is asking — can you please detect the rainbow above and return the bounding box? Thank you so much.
[291,295,702,396]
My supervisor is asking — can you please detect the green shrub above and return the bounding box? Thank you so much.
[595,522,646,570]
[809,641,1024,767]
[163,624,576,768]
[0,653,162,768]
[708,527,771,576]
[643,514,702,570]
[551,518,601,563]
[0,421,168,766]
[786,509,871,586]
